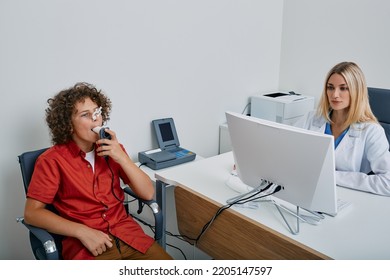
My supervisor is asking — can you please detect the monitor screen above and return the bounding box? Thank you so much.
[226,111,337,215]
[152,118,180,149]
[159,123,175,142]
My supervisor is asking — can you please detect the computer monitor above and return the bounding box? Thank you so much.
[226,111,338,215]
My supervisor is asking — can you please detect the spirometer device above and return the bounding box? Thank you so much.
[138,118,196,170]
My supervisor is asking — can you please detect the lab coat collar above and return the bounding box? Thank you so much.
[349,123,365,138]
[312,112,365,139]
[312,114,326,129]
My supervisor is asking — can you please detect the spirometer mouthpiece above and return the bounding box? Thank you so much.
[92,126,111,141]
[92,126,102,134]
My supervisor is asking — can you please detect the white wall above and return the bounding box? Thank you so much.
[279,0,390,104]
[0,0,283,259]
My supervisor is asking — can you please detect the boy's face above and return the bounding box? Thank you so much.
[71,97,102,152]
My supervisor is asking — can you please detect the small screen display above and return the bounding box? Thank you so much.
[159,123,174,142]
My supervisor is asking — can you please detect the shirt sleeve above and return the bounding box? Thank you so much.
[336,124,390,196]
[27,154,61,204]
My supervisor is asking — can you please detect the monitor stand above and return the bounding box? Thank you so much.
[273,203,324,235]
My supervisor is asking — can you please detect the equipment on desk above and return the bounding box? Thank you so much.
[251,91,314,125]
[92,126,111,141]
[92,126,112,159]
[226,111,338,234]
[138,117,196,170]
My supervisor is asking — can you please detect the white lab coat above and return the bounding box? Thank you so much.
[295,111,390,196]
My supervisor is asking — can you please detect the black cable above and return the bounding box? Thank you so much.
[106,159,137,204]
[194,183,282,245]
[165,231,196,243]
[130,212,190,260]
[241,102,251,115]
[166,243,187,260]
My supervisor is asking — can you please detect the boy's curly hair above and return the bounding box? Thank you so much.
[46,82,112,145]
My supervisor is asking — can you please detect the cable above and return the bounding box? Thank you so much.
[166,243,188,260]
[165,231,196,245]
[241,102,251,115]
[194,183,282,245]
[130,213,191,260]
[106,159,137,204]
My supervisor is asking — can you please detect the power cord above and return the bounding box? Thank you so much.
[106,159,137,204]
[194,183,282,246]
[129,212,190,260]
[241,102,251,115]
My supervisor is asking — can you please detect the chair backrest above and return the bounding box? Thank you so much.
[18,148,63,259]
[18,148,48,194]
[368,87,390,148]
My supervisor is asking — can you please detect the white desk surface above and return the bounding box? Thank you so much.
[155,151,390,260]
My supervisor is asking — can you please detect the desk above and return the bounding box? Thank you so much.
[155,152,390,259]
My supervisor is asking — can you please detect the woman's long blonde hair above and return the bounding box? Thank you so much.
[317,61,377,126]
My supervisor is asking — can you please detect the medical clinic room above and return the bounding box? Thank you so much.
[1,0,390,268]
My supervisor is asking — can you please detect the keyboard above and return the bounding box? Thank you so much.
[175,149,192,158]
[167,148,194,158]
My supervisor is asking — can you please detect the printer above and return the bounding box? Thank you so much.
[250,92,314,125]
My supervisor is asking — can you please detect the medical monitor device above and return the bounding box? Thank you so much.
[138,118,196,170]
[225,111,337,216]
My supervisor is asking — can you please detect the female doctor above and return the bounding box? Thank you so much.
[295,61,390,196]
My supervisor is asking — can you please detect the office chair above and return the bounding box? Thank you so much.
[368,87,390,148]
[17,148,163,260]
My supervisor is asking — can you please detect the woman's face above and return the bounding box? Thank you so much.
[326,73,351,112]
[71,97,102,152]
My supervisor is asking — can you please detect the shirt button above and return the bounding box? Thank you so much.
[102,214,106,218]
[87,164,91,168]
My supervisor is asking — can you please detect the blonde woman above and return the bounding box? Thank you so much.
[296,62,390,195]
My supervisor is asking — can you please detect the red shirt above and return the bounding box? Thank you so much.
[27,141,154,259]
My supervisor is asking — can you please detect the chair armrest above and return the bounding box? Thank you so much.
[123,187,163,241]
[16,217,59,260]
